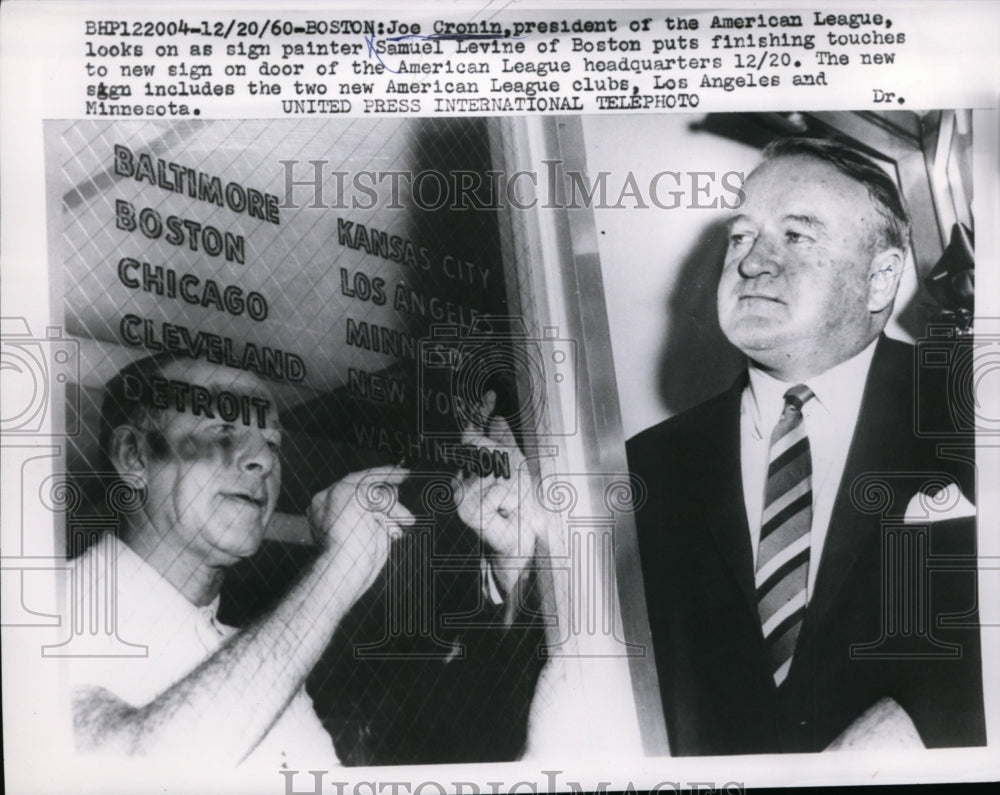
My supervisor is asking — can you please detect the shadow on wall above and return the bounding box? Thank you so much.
[892,268,939,342]
[654,218,745,417]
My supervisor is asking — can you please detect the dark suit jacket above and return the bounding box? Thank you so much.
[627,336,985,755]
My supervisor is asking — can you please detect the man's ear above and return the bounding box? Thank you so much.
[108,425,149,484]
[867,248,905,314]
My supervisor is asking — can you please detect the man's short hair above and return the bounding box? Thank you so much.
[762,137,912,253]
[98,352,182,464]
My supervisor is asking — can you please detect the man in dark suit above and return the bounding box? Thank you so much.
[627,137,985,756]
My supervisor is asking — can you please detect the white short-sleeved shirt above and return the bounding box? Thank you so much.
[65,533,337,771]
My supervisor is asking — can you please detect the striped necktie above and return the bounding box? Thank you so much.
[756,384,815,687]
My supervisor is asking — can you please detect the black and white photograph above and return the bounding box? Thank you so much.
[466,107,992,760]
[42,115,630,775]
[2,3,999,794]
[596,111,984,754]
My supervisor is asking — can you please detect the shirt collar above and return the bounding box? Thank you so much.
[99,533,225,626]
[744,337,880,438]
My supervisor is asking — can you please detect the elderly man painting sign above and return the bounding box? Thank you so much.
[627,138,985,755]
[65,352,542,771]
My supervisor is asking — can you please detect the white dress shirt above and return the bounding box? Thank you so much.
[740,339,879,597]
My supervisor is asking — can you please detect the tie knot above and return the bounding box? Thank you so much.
[784,384,815,412]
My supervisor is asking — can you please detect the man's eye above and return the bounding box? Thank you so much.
[785,230,812,244]
[729,232,754,247]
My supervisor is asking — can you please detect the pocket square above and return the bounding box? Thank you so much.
[903,483,976,523]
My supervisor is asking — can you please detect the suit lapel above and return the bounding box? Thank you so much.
[697,376,759,613]
[799,337,904,640]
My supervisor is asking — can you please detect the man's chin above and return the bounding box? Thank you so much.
[208,520,266,561]
[721,317,791,354]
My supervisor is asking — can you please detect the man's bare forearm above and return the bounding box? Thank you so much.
[75,547,360,764]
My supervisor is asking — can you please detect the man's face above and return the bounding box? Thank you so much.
[717,155,889,379]
[140,360,281,566]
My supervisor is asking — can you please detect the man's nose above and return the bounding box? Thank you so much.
[737,235,781,278]
[237,430,278,475]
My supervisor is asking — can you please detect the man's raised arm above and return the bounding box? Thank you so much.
[72,467,413,765]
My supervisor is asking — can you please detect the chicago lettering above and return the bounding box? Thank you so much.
[117,257,268,320]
